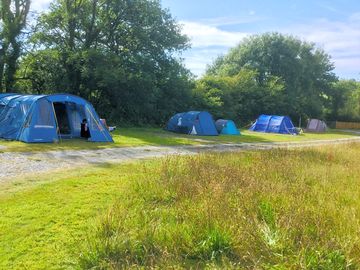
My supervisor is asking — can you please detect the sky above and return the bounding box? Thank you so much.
[31,0,360,80]
[161,0,360,80]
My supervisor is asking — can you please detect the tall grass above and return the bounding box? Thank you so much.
[79,143,360,269]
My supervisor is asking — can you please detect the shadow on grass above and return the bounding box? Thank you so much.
[0,128,358,153]
[0,128,202,153]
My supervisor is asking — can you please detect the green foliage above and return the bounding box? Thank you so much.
[17,0,192,124]
[193,68,285,125]
[0,0,30,92]
[304,249,352,270]
[328,80,360,121]
[2,2,359,126]
[206,33,338,123]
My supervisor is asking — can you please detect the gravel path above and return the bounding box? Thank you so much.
[1,136,360,180]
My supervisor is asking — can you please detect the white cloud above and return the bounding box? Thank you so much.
[282,16,360,79]
[181,13,360,79]
[181,21,249,48]
[179,21,251,76]
[182,48,228,77]
[195,15,265,27]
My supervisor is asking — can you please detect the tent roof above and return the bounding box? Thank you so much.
[257,114,288,122]
[0,93,18,99]
[215,119,232,128]
[0,94,22,106]
[1,93,91,106]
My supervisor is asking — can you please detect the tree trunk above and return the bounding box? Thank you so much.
[4,41,20,92]
[0,47,6,92]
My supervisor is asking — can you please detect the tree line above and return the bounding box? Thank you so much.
[1,0,359,126]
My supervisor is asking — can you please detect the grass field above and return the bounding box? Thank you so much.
[1,143,360,268]
[0,127,357,152]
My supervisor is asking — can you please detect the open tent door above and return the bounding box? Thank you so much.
[53,102,71,137]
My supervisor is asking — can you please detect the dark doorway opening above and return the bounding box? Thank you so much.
[53,102,71,135]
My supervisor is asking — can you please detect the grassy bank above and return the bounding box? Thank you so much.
[1,144,360,268]
[0,127,357,152]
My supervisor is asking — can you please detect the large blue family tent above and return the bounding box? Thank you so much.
[249,115,297,135]
[215,119,240,135]
[166,111,218,136]
[0,94,113,143]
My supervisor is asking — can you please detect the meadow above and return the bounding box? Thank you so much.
[0,127,357,152]
[1,143,360,268]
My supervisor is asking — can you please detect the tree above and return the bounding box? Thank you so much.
[328,80,360,121]
[207,33,337,122]
[193,69,285,125]
[0,0,30,92]
[21,0,191,124]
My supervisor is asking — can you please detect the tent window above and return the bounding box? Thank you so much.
[36,99,53,126]
[53,102,71,135]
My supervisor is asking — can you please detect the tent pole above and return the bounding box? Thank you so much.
[16,101,37,142]
[85,106,111,142]
[51,103,62,143]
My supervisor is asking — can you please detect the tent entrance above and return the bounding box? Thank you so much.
[53,102,71,136]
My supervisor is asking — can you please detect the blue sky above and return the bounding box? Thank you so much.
[161,0,360,80]
[32,0,360,79]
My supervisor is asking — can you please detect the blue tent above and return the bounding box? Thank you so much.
[249,115,297,135]
[166,111,218,136]
[0,94,113,143]
[0,94,20,116]
[215,119,240,135]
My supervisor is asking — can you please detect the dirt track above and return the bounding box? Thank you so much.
[1,136,360,180]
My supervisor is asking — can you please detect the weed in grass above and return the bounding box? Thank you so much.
[79,144,360,269]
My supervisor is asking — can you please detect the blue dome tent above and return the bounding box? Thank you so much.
[215,119,240,135]
[166,111,218,136]
[249,114,297,135]
[0,94,113,143]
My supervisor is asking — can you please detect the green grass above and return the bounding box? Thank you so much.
[0,127,357,152]
[208,129,358,143]
[0,128,202,152]
[1,144,360,268]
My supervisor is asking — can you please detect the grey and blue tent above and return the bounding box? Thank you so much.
[249,114,297,135]
[166,111,218,136]
[0,94,113,143]
[215,119,240,135]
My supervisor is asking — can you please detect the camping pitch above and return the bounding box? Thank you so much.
[250,114,297,135]
[0,94,113,143]
[306,119,327,133]
[166,111,218,136]
[215,119,240,135]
